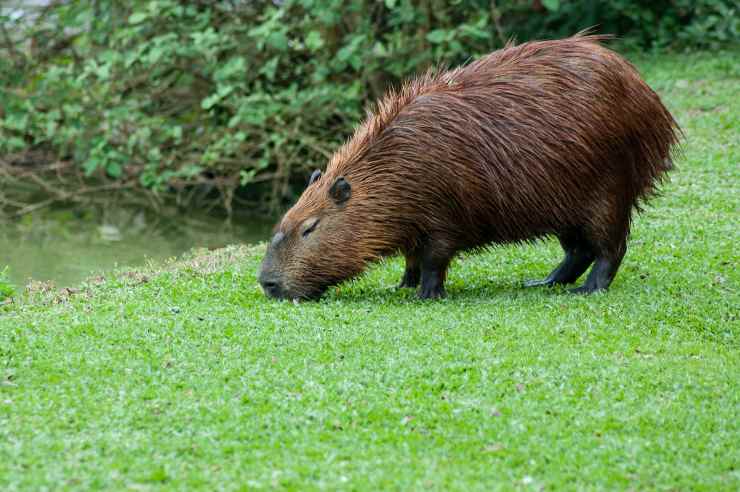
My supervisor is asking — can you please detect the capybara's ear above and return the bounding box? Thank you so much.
[309,169,322,185]
[329,176,351,204]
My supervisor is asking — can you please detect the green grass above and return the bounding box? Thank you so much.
[1,50,738,490]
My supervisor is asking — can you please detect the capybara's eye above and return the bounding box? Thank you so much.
[301,218,320,238]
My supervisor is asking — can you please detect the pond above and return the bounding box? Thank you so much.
[0,207,273,289]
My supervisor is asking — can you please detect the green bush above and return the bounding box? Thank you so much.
[507,0,739,50]
[0,266,14,300]
[0,0,737,215]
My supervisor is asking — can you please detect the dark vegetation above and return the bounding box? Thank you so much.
[0,0,737,217]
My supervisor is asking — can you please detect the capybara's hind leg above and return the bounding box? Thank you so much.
[570,216,629,294]
[569,246,626,294]
[417,241,452,300]
[398,251,421,289]
[525,230,594,287]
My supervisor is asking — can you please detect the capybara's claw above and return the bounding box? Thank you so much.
[523,278,556,288]
[418,285,446,300]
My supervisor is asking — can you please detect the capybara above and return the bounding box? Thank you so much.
[259,33,680,300]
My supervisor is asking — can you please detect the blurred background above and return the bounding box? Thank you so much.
[0,0,737,290]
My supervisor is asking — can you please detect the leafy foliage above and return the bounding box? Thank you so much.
[0,0,737,215]
[0,266,14,300]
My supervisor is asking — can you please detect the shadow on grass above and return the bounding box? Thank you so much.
[321,279,582,305]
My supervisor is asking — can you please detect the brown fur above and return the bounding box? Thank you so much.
[259,33,680,300]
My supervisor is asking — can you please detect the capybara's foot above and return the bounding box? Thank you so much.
[398,278,418,289]
[398,268,420,289]
[568,285,604,295]
[418,283,446,300]
[568,254,624,294]
[526,240,595,289]
[417,255,449,300]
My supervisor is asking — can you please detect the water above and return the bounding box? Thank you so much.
[0,207,273,288]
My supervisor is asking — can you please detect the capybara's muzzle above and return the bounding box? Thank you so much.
[258,271,285,299]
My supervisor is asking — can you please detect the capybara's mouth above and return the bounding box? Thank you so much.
[292,287,327,303]
[262,285,326,303]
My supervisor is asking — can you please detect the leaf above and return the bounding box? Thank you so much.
[337,46,353,62]
[45,119,58,138]
[227,115,241,128]
[372,41,388,57]
[259,57,280,81]
[106,162,123,178]
[201,94,221,110]
[305,31,324,51]
[240,169,257,186]
[215,57,246,81]
[83,156,101,176]
[426,29,448,44]
[147,45,167,64]
[5,137,26,151]
[541,0,560,12]
[216,85,234,98]
[266,31,289,51]
[129,12,148,24]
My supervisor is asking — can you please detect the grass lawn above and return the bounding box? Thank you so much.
[1,50,738,490]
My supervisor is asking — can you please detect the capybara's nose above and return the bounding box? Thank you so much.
[259,274,284,299]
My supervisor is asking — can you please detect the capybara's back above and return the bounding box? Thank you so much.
[259,33,680,301]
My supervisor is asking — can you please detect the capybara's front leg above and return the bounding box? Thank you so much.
[417,244,451,300]
[419,268,446,299]
[398,252,421,289]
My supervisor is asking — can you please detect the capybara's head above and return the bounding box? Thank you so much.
[259,170,366,300]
